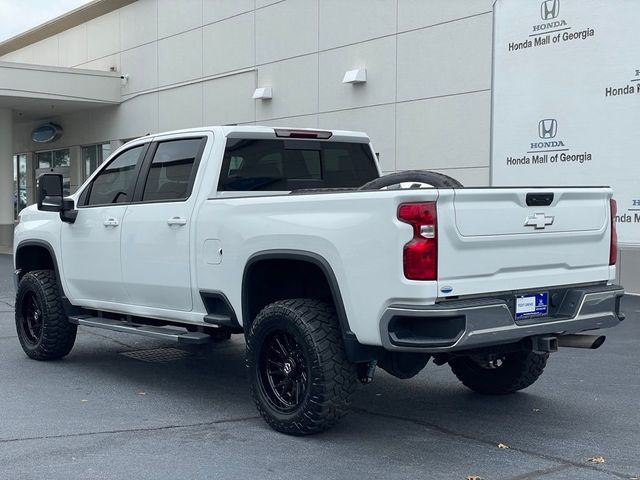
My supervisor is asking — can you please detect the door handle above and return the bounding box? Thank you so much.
[103,218,119,227]
[167,217,187,226]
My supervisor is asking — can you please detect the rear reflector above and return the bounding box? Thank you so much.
[274,128,332,139]
[610,199,618,266]
[398,202,438,281]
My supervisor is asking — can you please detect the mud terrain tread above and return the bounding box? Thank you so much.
[247,299,357,435]
[449,351,548,395]
[16,270,77,360]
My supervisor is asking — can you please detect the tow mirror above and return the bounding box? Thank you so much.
[36,173,77,223]
[37,173,63,212]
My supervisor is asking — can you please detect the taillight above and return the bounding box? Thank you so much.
[398,202,438,280]
[610,199,618,265]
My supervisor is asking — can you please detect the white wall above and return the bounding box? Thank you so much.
[4,0,494,184]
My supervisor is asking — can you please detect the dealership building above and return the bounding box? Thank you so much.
[0,0,637,292]
[0,0,493,240]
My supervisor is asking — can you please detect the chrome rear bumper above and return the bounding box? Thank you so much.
[380,284,625,353]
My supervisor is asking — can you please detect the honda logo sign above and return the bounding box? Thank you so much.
[538,119,558,139]
[541,0,560,20]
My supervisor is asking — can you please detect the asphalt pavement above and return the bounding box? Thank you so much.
[0,253,638,480]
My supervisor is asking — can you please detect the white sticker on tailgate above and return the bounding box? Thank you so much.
[516,296,536,314]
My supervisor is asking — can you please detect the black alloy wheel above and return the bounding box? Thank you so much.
[15,270,77,360]
[20,292,44,345]
[259,330,309,413]
[247,299,357,435]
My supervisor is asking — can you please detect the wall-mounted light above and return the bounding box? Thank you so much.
[253,86,273,100]
[342,68,367,84]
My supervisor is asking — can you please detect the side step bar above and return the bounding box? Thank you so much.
[203,313,235,327]
[68,315,212,344]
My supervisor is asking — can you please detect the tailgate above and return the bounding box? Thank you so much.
[436,187,614,297]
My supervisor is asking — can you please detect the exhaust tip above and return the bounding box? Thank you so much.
[591,335,606,349]
[557,334,606,350]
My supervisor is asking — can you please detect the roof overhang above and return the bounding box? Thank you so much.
[0,61,121,120]
[0,0,136,57]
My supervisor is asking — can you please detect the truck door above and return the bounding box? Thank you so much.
[120,134,208,312]
[61,144,148,304]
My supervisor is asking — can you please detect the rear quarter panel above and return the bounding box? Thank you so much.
[195,189,440,346]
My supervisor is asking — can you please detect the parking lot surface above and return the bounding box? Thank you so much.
[0,254,638,480]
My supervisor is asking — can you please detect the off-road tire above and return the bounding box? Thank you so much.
[15,270,77,360]
[247,299,357,435]
[359,170,464,190]
[449,351,548,395]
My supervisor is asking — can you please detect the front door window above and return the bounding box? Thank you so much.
[85,145,144,206]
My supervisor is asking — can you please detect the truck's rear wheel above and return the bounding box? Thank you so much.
[246,299,357,435]
[15,270,77,361]
[449,351,548,394]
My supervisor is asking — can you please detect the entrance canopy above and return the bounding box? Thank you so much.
[0,61,121,120]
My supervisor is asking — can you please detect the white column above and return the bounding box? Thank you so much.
[0,108,13,249]
[109,139,123,157]
[69,145,82,193]
[25,152,35,206]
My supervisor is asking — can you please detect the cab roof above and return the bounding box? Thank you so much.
[130,126,370,145]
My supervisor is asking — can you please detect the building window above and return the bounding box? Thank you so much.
[82,143,111,180]
[35,148,71,196]
[36,148,70,168]
[13,154,27,218]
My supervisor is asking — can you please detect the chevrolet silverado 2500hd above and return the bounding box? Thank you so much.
[13,126,624,435]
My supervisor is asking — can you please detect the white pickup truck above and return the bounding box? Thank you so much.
[13,126,624,435]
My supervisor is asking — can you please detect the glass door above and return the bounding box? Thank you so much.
[13,154,27,218]
[35,148,71,195]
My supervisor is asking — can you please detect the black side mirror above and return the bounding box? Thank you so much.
[60,198,78,224]
[37,174,63,212]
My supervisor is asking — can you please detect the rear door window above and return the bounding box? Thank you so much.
[218,139,378,191]
[141,138,204,202]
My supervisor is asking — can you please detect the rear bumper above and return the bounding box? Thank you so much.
[379,284,625,353]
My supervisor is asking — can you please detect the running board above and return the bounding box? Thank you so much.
[68,315,212,344]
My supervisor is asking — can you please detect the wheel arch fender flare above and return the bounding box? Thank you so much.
[15,239,69,301]
[241,249,353,338]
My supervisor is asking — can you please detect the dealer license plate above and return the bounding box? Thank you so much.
[515,293,549,319]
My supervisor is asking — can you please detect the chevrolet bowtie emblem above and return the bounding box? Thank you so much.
[525,213,555,229]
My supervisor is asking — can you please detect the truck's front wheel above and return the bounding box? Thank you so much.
[449,351,548,395]
[15,270,77,360]
[246,299,357,435]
